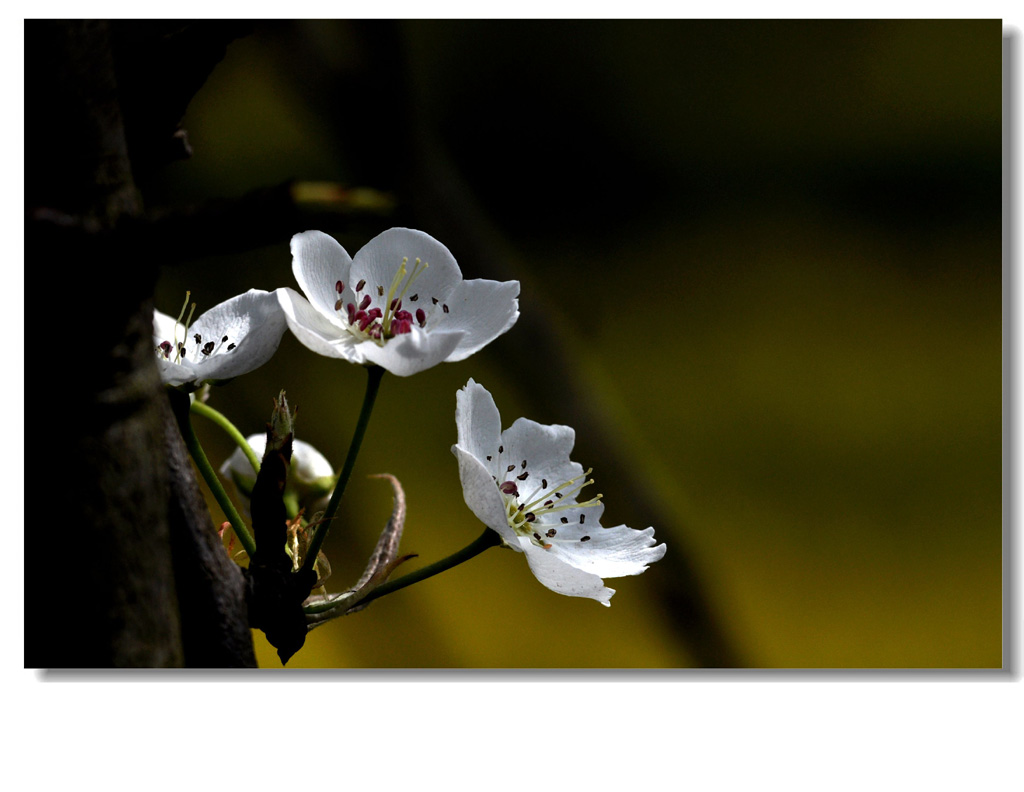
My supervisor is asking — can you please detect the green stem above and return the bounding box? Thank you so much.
[190,400,261,475]
[302,364,385,574]
[178,404,257,558]
[357,529,502,608]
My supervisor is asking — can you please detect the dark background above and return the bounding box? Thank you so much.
[144,19,1000,667]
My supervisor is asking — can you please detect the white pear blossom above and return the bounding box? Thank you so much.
[153,289,287,389]
[220,433,336,508]
[452,379,667,605]
[277,228,520,377]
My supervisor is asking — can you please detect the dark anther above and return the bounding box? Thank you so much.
[356,279,366,292]
[580,536,591,542]
[335,299,343,311]
[546,529,557,538]
[561,517,568,524]
[410,294,419,301]
[336,280,344,293]
[533,533,542,541]
[580,514,586,524]
[542,479,547,488]
[442,304,450,313]
[227,343,236,350]
[486,455,492,461]
[525,513,536,522]
[521,460,527,468]
[498,445,504,453]
[517,472,529,481]
[432,297,439,304]
[221,335,229,343]
[202,341,215,355]
[377,285,384,296]
[194,333,202,344]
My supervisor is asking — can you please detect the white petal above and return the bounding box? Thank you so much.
[220,433,333,486]
[155,356,198,387]
[291,230,354,320]
[291,438,335,483]
[153,310,197,385]
[499,417,582,502]
[454,379,503,476]
[188,289,288,383]
[452,444,520,548]
[221,433,267,479]
[548,523,667,580]
[441,278,520,362]
[153,309,182,345]
[520,540,615,605]
[350,228,463,312]
[360,326,464,376]
[278,287,365,362]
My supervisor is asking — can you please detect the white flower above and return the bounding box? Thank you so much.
[451,379,667,606]
[153,289,287,389]
[220,433,336,507]
[277,228,520,377]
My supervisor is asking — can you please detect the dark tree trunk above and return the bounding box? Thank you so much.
[25,20,256,667]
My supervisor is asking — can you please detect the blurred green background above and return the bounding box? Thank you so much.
[148,20,1002,668]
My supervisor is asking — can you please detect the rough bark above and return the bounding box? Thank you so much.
[25,20,255,667]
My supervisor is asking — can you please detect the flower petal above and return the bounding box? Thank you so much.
[278,287,365,362]
[188,289,288,383]
[153,310,197,385]
[291,230,354,321]
[499,417,582,502]
[441,278,520,362]
[350,228,463,312]
[547,522,667,580]
[155,356,198,387]
[452,444,520,548]
[455,378,503,476]
[359,325,465,377]
[520,540,615,605]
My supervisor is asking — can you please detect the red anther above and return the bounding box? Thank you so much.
[393,309,413,322]
[359,295,371,311]
[159,340,172,358]
[391,318,412,335]
[499,481,519,496]
[335,280,344,293]
[347,303,357,323]
[416,308,426,326]
[390,298,402,311]
[366,307,382,320]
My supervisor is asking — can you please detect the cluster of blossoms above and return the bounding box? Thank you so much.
[155,227,666,605]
